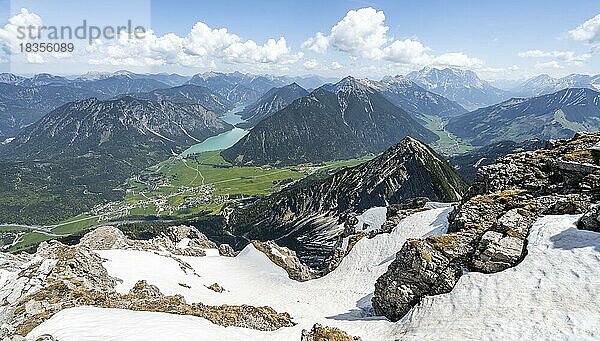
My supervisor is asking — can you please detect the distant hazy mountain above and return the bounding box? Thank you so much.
[238,83,309,128]
[72,74,170,97]
[0,73,26,85]
[125,84,233,115]
[187,72,337,105]
[513,73,600,97]
[489,78,526,91]
[406,67,509,110]
[0,83,97,139]
[287,75,339,90]
[221,77,438,166]
[188,72,285,104]
[446,88,600,145]
[229,136,467,268]
[17,73,72,87]
[369,75,467,118]
[76,71,190,87]
[138,73,190,87]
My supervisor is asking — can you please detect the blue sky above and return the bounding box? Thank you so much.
[0,0,598,80]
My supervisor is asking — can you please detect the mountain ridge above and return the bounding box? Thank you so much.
[446,87,600,145]
[406,67,509,110]
[227,135,468,268]
[221,77,438,166]
[237,83,309,128]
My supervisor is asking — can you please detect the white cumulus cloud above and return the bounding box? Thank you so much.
[329,61,343,70]
[303,58,320,70]
[302,7,483,69]
[569,13,600,43]
[382,39,429,64]
[518,49,591,67]
[1,8,303,70]
[535,61,563,69]
[328,7,388,59]
[0,8,48,64]
[301,32,329,53]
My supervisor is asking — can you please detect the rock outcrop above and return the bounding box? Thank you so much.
[373,132,600,321]
[252,241,318,281]
[0,228,295,338]
[0,253,31,273]
[578,205,600,232]
[218,243,237,257]
[80,225,218,256]
[79,225,130,250]
[300,323,362,341]
[0,241,118,338]
[206,283,225,293]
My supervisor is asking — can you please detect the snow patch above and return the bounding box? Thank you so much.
[30,208,451,341]
[354,206,387,233]
[397,215,600,340]
[28,210,600,340]
[175,238,190,249]
[1,137,14,145]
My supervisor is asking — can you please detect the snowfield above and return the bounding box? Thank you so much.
[27,210,600,340]
[395,215,600,340]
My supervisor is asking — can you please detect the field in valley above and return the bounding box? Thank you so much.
[5,151,372,253]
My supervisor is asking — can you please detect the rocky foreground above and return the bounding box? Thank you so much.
[373,131,600,321]
[0,226,294,340]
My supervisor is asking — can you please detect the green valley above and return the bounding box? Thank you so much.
[4,150,372,252]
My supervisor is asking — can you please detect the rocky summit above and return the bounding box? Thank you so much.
[372,131,600,321]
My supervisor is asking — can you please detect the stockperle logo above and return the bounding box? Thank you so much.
[15,20,148,54]
[16,20,147,44]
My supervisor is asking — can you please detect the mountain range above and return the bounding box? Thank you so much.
[185,72,333,104]
[406,67,510,110]
[369,75,467,118]
[5,97,231,160]
[221,77,438,166]
[125,84,234,115]
[0,83,96,140]
[512,73,600,97]
[0,97,231,224]
[237,83,309,128]
[446,88,600,145]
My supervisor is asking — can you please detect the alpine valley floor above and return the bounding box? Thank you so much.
[24,207,600,341]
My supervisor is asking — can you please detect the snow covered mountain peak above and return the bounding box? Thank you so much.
[408,67,485,89]
[406,67,509,110]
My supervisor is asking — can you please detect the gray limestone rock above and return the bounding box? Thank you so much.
[578,205,600,232]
